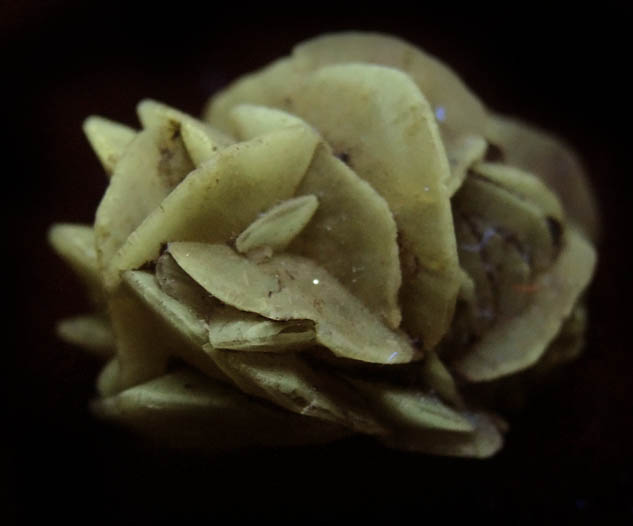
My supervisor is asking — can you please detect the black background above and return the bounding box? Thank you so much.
[6,2,632,523]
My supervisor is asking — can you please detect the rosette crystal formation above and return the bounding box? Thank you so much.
[49,32,598,457]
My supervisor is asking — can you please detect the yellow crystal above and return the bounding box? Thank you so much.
[49,31,598,458]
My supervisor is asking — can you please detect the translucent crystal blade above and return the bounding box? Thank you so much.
[137,99,233,166]
[95,126,194,272]
[454,229,596,381]
[83,116,136,176]
[381,412,504,458]
[208,308,315,351]
[349,378,473,432]
[48,223,102,303]
[94,368,350,449]
[206,349,384,434]
[169,243,420,364]
[235,195,319,254]
[485,113,599,241]
[56,315,114,357]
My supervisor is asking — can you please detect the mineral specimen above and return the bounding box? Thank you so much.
[49,32,598,457]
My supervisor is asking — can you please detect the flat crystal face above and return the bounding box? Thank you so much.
[49,31,598,458]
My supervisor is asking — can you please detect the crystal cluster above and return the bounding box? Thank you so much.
[49,32,598,457]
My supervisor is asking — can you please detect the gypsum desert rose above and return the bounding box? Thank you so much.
[49,32,598,457]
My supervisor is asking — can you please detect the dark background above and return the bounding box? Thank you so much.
[6,2,632,523]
